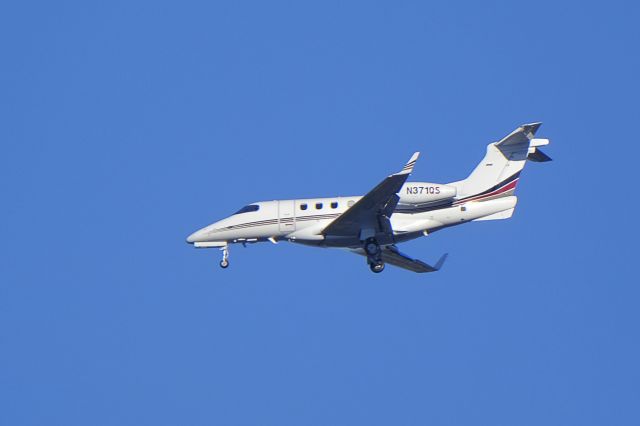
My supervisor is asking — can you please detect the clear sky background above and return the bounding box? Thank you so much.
[1,1,638,425]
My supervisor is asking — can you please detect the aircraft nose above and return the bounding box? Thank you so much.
[186,229,204,244]
[187,220,224,244]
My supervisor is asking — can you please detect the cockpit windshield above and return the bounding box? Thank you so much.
[234,204,260,215]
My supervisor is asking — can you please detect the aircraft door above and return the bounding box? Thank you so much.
[278,200,296,232]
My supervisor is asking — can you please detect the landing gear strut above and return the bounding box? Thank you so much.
[219,245,230,269]
[364,238,385,273]
[364,238,381,257]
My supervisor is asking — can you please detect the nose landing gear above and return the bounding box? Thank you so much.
[219,245,230,269]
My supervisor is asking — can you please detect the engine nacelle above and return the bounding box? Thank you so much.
[398,182,456,205]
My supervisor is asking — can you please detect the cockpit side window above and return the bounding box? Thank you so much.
[234,204,260,215]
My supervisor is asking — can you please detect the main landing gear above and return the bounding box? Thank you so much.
[219,245,230,269]
[364,238,385,273]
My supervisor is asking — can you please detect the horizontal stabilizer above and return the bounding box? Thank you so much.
[527,148,552,162]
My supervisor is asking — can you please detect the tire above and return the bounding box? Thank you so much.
[370,262,385,273]
[220,260,229,269]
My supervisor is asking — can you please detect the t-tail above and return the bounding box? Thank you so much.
[451,122,551,220]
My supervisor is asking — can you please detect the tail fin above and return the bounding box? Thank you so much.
[454,122,551,199]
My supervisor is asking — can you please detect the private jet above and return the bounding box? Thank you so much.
[187,123,551,273]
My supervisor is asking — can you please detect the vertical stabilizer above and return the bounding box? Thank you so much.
[454,122,550,198]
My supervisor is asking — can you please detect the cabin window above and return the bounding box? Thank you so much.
[300,203,308,211]
[315,202,323,210]
[460,206,467,212]
[331,202,338,209]
[234,204,260,215]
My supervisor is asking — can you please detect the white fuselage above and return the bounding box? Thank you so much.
[186,122,550,273]
[186,192,518,249]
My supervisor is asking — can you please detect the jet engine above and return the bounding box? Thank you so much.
[398,182,456,205]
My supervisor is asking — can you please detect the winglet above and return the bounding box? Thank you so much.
[433,253,448,271]
[398,152,420,175]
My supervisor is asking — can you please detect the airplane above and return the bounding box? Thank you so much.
[187,122,551,273]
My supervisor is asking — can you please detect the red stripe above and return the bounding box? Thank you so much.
[454,179,519,205]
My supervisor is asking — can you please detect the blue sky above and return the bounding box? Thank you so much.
[1,1,638,425]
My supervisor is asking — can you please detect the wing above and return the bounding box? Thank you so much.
[322,152,420,238]
[351,245,448,273]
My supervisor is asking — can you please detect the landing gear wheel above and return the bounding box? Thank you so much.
[219,245,230,269]
[364,238,381,257]
[370,262,385,273]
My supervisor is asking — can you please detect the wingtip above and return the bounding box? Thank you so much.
[399,151,420,175]
[434,253,448,270]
